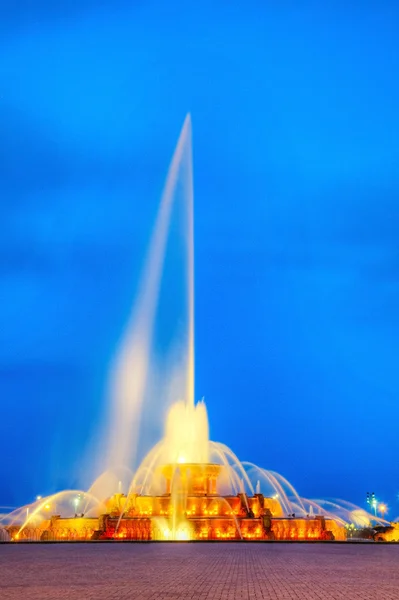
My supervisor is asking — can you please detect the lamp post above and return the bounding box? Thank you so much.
[366,492,377,516]
[379,503,388,520]
[372,498,377,516]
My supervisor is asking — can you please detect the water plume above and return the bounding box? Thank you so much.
[104,114,194,471]
[161,400,209,464]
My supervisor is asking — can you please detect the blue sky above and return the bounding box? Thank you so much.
[1,1,398,513]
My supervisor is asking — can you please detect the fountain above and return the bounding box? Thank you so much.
[1,115,386,542]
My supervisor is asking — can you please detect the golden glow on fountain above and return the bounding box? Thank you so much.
[1,114,388,544]
[161,400,209,465]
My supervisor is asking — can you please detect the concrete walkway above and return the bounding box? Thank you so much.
[1,542,399,599]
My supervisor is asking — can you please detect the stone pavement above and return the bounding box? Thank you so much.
[1,542,399,600]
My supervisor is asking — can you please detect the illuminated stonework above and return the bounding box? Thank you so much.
[7,463,346,542]
[374,523,399,542]
[100,463,346,540]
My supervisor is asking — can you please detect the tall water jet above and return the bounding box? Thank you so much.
[104,114,194,471]
[161,400,209,465]
[185,116,195,410]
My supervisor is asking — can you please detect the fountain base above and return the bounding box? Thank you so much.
[6,463,346,541]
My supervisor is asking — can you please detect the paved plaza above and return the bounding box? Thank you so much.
[1,542,399,600]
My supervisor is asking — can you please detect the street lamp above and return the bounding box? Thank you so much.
[366,492,377,516]
[379,503,388,520]
[372,498,377,516]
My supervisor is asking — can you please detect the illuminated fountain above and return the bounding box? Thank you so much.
[1,115,388,542]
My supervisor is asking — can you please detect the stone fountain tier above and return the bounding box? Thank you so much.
[103,462,286,524]
[5,460,347,541]
[160,463,222,495]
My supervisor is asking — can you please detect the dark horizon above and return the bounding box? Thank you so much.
[1,1,399,517]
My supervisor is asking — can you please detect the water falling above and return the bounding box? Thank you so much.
[104,114,195,472]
